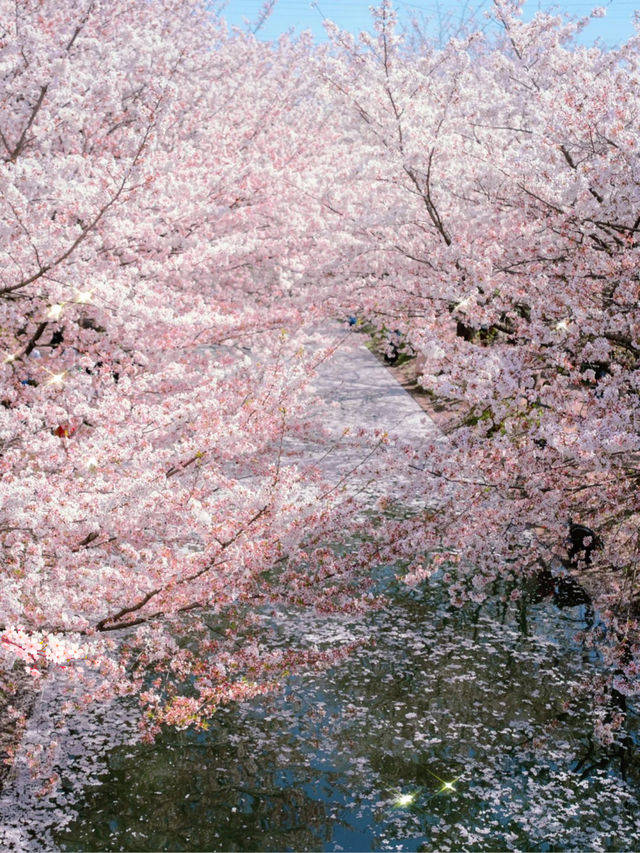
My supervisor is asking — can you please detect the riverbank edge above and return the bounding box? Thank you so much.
[373,344,640,654]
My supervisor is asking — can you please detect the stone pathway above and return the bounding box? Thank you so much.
[282,329,443,496]
[312,331,439,446]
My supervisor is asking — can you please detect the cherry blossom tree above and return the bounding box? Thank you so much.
[0,0,382,750]
[317,0,640,704]
[3,0,640,775]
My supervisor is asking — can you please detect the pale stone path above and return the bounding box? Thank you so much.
[282,329,442,495]
[314,333,438,442]
[312,331,438,446]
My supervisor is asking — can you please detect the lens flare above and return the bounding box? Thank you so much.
[48,304,64,320]
[393,792,416,807]
[46,371,66,386]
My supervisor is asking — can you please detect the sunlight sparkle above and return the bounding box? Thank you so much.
[393,792,416,807]
[47,303,64,320]
[46,371,66,386]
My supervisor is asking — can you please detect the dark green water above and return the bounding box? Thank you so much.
[42,574,640,853]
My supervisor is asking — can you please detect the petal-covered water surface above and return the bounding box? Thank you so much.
[5,569,637,853]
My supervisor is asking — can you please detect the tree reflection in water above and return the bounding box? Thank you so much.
[43,574,640,852]
[56,724,336,851]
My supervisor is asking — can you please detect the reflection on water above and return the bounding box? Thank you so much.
[6,573,640,852]
[528,567,594,622]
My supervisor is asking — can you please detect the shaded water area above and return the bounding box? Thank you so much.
[4,567,639,852]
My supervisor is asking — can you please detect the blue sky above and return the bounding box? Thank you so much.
[221,0,638,46]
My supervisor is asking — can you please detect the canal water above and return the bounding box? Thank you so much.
[2,340,638,851]
[3,566,638,852]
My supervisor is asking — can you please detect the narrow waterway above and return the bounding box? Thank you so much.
[1,337,638,851]
[5,569,639,852]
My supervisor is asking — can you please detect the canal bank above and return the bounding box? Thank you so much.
[377,340,640,662]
